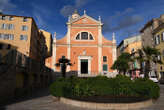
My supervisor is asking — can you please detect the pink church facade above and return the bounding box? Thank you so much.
[51,11,117,77]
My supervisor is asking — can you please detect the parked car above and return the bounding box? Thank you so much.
[159,78,164,84]
[149,76,158,83]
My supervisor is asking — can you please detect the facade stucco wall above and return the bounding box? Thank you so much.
[102,47,113,72]
[53,14,116,75]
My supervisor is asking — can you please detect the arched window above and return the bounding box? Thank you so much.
[89,34,93,40]
[81,32,88,40]
[76,33,80,40]
[75,32,94,40]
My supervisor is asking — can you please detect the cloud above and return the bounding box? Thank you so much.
[0,0,16,12]
[103,8,143,33]
[60,0,91,17]
[60,5,75,17]
[108,8,134,21]
[118,15,143,29]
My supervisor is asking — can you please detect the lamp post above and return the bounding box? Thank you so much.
[55,56,72,78]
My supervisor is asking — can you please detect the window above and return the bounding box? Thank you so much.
[75,32,94,40]
[8,24,14,30]
[161,32,164,41]
[157,55,161,61]
[0,44,3,49]
[76,33,80,40]
[81,32,88,40]
[22,25,28,31]
[7,44,11,49]
[1,24,7,29]
[2,16,6,20]
[89,34,93,40]
[1,24,14,30]
[131,48,135,53]
[23,17,28,22]
[155,35,160,45]
[0,34,14,40]
[9,16,13,21]
[4,34,9,40]
[103,56,107,62]
[103,64,108,71]
[20,35,28,41]
[0,33,3,39]
[162,50,164,56]
[8,34,14,40]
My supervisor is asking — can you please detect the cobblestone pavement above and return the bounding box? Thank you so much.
[1,84,164,110]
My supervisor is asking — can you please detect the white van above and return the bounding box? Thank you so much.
[149,75,158,83]
[149,71,158,83]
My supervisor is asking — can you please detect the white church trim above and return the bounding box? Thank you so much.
[78,56,92,76]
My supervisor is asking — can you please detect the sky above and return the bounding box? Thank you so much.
[1,0,164,45]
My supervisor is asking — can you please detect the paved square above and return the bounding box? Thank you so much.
[1,85,164,110]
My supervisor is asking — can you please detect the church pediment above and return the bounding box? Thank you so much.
[71,15,102,25]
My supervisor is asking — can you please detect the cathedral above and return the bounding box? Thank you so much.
[52,10,117,77]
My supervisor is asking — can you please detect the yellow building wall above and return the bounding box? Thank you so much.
[0,16,32,57]
[124,41,142,54]
[0,15,44,91]
[154,28,164,78]
[39,30,52,57]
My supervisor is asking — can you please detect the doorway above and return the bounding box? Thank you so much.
[81,59,88,74]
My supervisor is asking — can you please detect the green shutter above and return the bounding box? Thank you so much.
[103,64,108,71]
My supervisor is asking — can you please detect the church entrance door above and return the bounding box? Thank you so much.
[81,59,88,74]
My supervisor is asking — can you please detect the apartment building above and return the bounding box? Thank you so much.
[0,13,45,62]
[0,13,51,102]
[117,35,142,57]
[140,14,164,48]
[152,23,164,79]
[117,35,142,77]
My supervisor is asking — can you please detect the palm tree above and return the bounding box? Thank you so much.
[135,46,162,78]
[134,49,144,75]
[111,52,132,75]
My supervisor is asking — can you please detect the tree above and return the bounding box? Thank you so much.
[111,52,132,75]
[55,56,72,78]
[135,46,162,78]
[133,49,144,74]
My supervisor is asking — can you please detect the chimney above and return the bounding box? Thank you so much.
[153,19,159,29]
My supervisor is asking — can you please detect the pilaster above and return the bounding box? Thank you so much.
[67,24,71,71]
[52,33,56,71]
[98,25,102,74]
